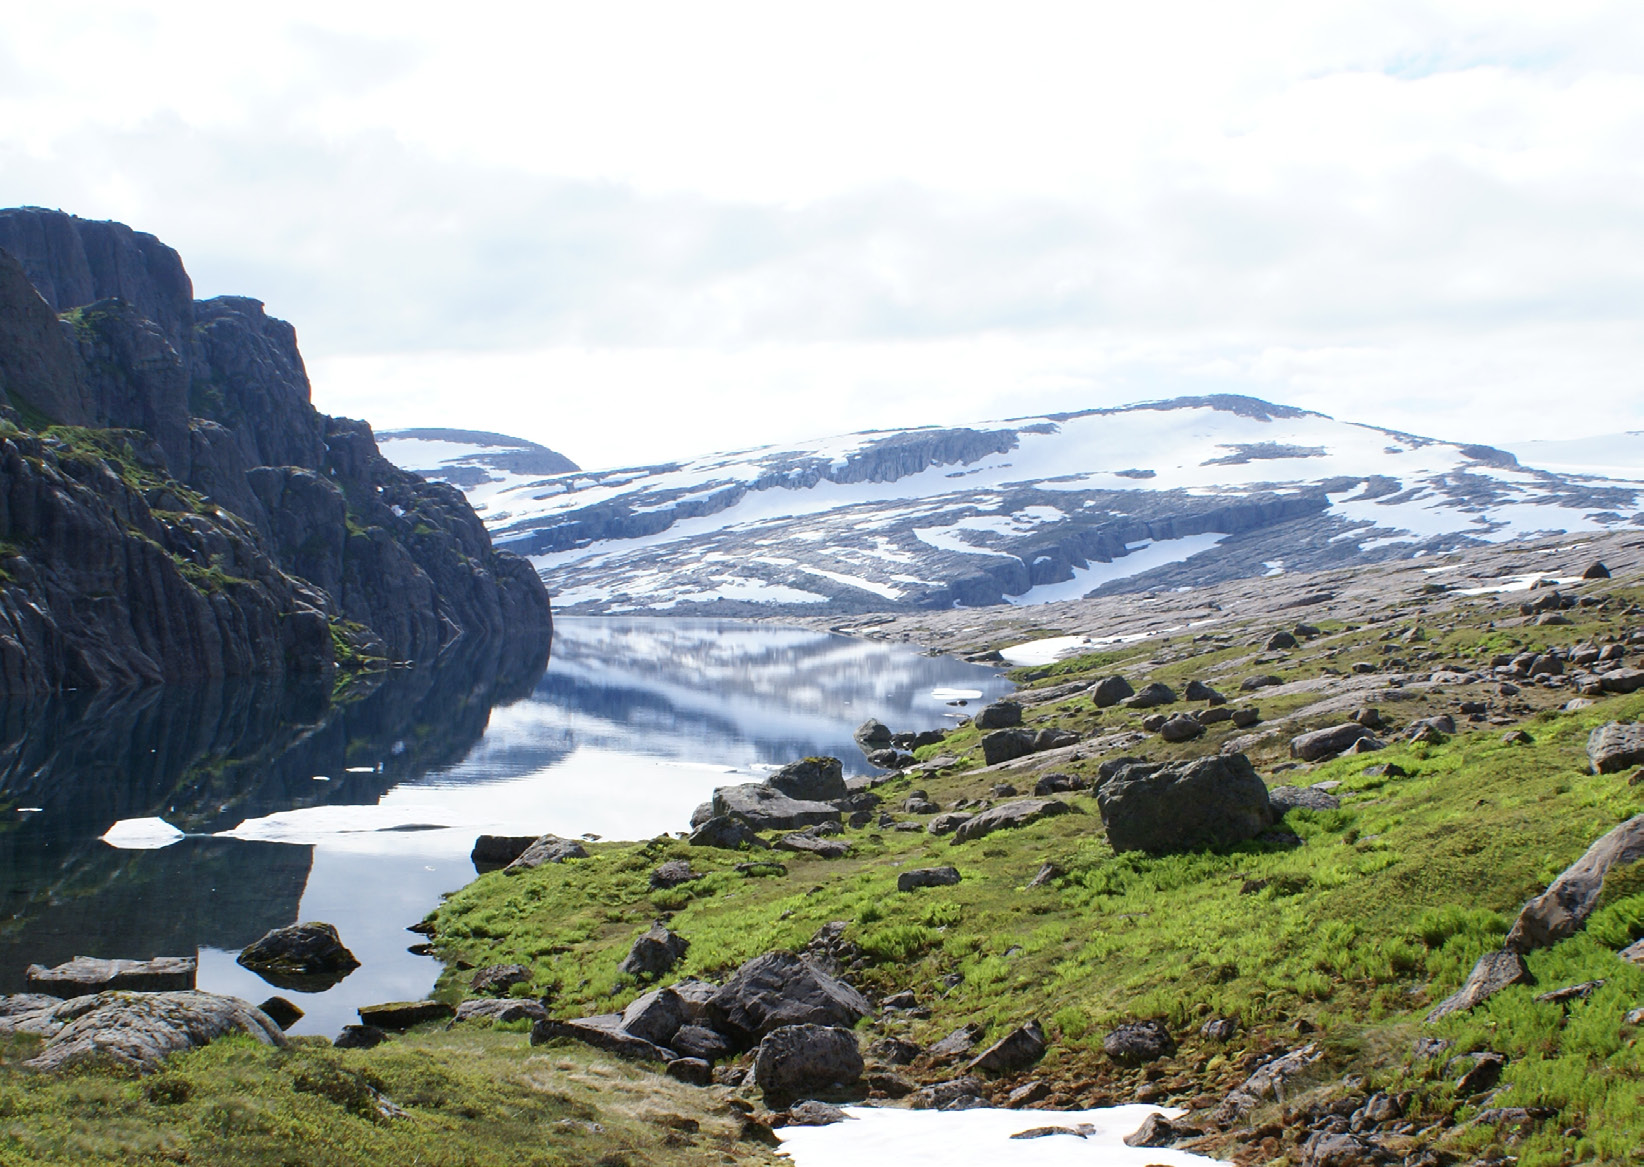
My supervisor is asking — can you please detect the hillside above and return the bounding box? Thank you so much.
[0,209,551,694]
[451,395,1643,615]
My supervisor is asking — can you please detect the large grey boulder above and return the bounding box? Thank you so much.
[470,834,539,869]
[25,991,286,1073]
[853,719,893,752]
[617,921,689,978]
[25,956,195,995]
[1102,1019,1175,1064]
[1599,669,1644,695]
[504,834,589,873]
[1505,813,1644,951]
[769,757,847,801]
[951,799,1072,844]
[1426,951,1534,1022]
[1268,786,1342,815]
[707,952,872,1045]
[236,922,359,989]
[1588,723,1644,774]
[897,866,961,892]
[1091,676,1135,707]
[1158,714,1204,742]
[1290,723,1374,761]
[1123,682,1177,709]
[530,1012,674,1062]
[454,998,547,1025]
[712,784,842,831]
[966,1020,1046,1075]
[981,729,1038,766]
[1097,755,1273,854]
[620,987,687,1046]
[753,1024,863,1099]
[973,701,1023,730]
[689,814,768,849]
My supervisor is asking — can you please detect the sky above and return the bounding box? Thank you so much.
[2,1,1642,470]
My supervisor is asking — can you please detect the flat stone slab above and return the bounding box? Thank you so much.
[951,799,1071,844]
[530,1012,676,1062]
[454,998,548,1024]
[357,1000,455,1029]
[25,990,285,1073]
[26,956,196,994]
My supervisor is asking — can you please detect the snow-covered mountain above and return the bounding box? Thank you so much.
[377,428,579,499]
[435,396,1644,615]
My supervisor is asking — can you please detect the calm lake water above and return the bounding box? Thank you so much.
[0,618,1012,1037]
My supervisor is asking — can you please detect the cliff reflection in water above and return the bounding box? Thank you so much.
[0,633,552,992]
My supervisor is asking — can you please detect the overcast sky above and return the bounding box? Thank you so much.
[3,1,1642,469]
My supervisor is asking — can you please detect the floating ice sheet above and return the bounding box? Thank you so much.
[101,817,184,850]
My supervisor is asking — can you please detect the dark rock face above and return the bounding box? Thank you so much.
[768,757,847,801]
[897,866,961,892]
[973,700,1023,730]
[0,208,551,696]
[357,1000,453,1029]
[619,987,687,1046]
[981,729,1038,766]
[1098,755,1274,854]
[706,952,872,1046]
[753,1024,863,1099]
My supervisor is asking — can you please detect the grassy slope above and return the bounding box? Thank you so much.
[428,585,1644,1165]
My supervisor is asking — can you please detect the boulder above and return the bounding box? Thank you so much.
[982,729,1039,766]
[1123,682,1177,709]
[1200,1017,1237,1041]
[927,812,973,836]
[504,834,589,873]
[1266,630,1299,650]
[706,952,872,1045]
[952,798,1072,843]
[1033,728,1079,751]
[333,1024,388,1049]
[928,1024,984,1058]
[1290,723,1374,761]
[531,1012,674,1062]
[671,1023,733,1062]
[357,1000,454,1029]
[897,866,961,892]
[617,921,689,978]
[257,997,303,1031]
[1124,1112,1194,1148]
[1426,951,1534,1022]
[1032,772,1086,795]
[1231,707,1261,727]
[1600,669,1644,694]
[665,1057,714,1086]
[1097,755,1273,854]
[470,834,539,870]
[1184,679,1225,703]
[769,757,848,801]
[966,1020,1046,1075]
[1158,714,1204,742]
[24,991,286,1073]
[753,1024,863,1099]
[25,956,195,995]
[1583,561,1612,579]
[774,833,851,858]
[689,815,769,850]
[785,1099,852,1125]
[1091,676,1135,707]
[853,719,893,751]
[620,987,686,1047]
[1300,1132,1388,1167]
[912,1076,986,1110]
[469,964,532,996]
[1505,813,1644,951]
[712,784,842,831]
[1589,723,1644,774]
[453,998,547,1025]
[1240,674,1283,691]
[669,978,719,1021]
[1267,786,1342,815]
[236,922,359,990]
[973,701,1024,730]
[649,859,702,889]
[1102,1019,1175,1065]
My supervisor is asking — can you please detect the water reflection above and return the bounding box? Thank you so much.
[0,618,1010,1036]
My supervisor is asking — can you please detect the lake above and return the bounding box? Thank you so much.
[0,618,1012,1037]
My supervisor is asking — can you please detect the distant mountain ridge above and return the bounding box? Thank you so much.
[0,208,551,695]
[429,395,1642,615]
[377,428,578,493]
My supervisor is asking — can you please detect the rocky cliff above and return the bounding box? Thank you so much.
[0,207,551,695]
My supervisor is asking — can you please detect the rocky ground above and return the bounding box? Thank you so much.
[2,528,1642,1165]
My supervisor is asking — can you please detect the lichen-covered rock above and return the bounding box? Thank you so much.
[236,922,360,990]
[1098,755,1273,854]
[753,1024,863,1099]
[1505,813,1644,951]
[707,952,872,1045]
[24,990,285,1073]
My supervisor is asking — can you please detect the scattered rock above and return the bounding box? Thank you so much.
[257,996,303,1031]
[1589,723,1644,774]
[1005,1080,1051,1107]
[531,1013,674,1062]
[333,1024,388,1049]
[769,757,848,801]
[784,1099,852,1125]
[1097,755,1273,854]
[1583,561,1612,579]
[357,1000,454,1029]
[973,701,1024,730]
[650,860,703,890]
[734,860,787,876]
[1506,813,1644,950]
[1123,682,1178,709]
[927,1023,984,1058]
[868,1035,921,1065]
[952,798,1072,843]
[25,991,286,1072]
[665,1057,713,1086]
[706,952,872,1045]
[898,866,961,892]
[1184,679,1224,702]
[911,1076,986,1109]
[690,815,769,850]
[620,987,687,1047]
[1013,1124,1096,1140]
[1266,630,1299,650]
[1502,729,1533,745]
[982,729,1039,766]
[854,719,893,752]
[1241,674,1283,691]
[504,834,589,873]
[453,999,546,1025]
[235,922,360,990]
[1427,951,1535,1021]
[753,1024,863,1099]
[1124,1111,1193,1148]
[966,1020,1046,1074]
[1361,762,1407,778]
[1268,785,1342,814]
[1621,938,1644,965]
[1091,676,1135,707]
[712,784,842,831]
[1454,1051,1507,1094]
[1290,723,1376,761]
[618,922,690,978]
[25,956,196,995]
[1026,862,1062,888]
[774,833,852,858]
[469,964,532,996]
[1231,706,1261,727]
[1102,1019,1176,1065]
[1159,714,1204,742]
[927,812,973,836]
[1299,1131,1390,1167]
[1534,979,1604,1004]
[1200,1016,1237,1041]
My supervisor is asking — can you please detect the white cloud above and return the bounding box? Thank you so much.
[1,1,1642,468]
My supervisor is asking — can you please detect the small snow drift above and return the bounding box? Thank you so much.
[424,395,1643,616]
